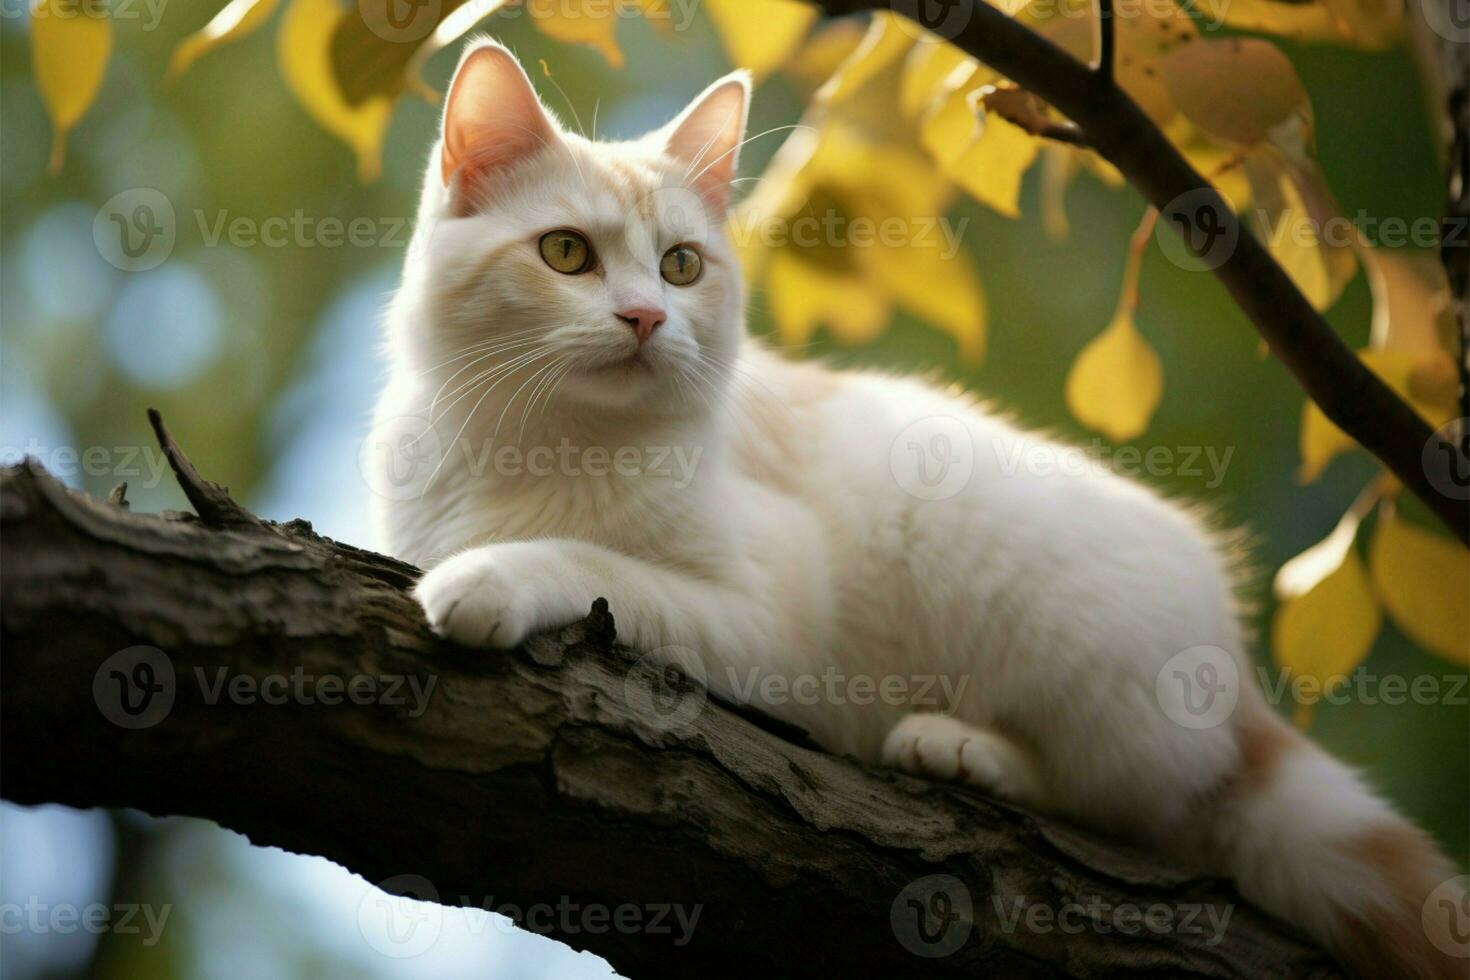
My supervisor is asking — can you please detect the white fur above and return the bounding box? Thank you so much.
[371,40,1460,978]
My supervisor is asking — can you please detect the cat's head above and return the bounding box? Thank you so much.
[398,38,750,420]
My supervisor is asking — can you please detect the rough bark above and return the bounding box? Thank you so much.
[0,446,1341,979]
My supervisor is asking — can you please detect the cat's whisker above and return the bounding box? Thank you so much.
[687,125,814,189]
[531,361,575,434]
[419,348,559,496]
[517,358,570,443]
[427,344,550,424]
[681,357,766,447]
[434,347,554,417]
[424,340,543,414]
[700,349,791,413]
[682,114,736,186]
[535,69,585,140]
[414,330,543,377]
[492,355,562,443]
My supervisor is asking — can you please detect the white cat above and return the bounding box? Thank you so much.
[371,38,1463,979]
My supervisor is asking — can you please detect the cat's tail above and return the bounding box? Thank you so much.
[1212,708,1465,979]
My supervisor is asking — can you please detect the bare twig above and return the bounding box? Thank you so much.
[815,0,1469,545]
[107,481,129,509]
[978,86,1088,147]
[145,408,258,529]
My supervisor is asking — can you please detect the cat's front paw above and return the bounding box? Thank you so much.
[415,550,536,649]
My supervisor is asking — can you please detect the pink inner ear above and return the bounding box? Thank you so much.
[440,45,557,205]
[665,78,749,212]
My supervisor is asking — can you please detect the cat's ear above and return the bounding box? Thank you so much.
[661,71,751,212]
[439,40,557,204]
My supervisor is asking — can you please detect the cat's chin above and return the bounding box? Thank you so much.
[558,358,668,410]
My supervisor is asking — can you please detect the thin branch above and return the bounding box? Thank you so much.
[1094,0,1115,85]
[1438,31,1469,449]
[815,0,1469,546]
[978,85,1089,147]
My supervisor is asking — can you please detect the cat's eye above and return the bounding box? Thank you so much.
[660,245,703,286]
[540,230,593,275]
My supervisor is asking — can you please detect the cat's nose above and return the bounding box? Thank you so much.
[615,306,667,345]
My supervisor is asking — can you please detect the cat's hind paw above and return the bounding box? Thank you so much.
[883,714,1049,809]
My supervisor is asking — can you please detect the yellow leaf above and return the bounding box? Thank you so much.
[30,0,112,174]
[767,249,890,347]
[917,64,1040,218]
[1275,496,1369,599]
[1192,0,1403,49]
[1259,179,1332,310]
[900,38,972,119]
[951,98,1040,219]
[1064,310,1163,441]
[278,0,392,182]
[1362,246,1457,356]
[1036,5,1195,127]
[1272,517,1382,718]
[858,239,987,363]
[810,125,951,223]
[1299,349,1457,482]
[1160,38,1307,147]
[1370,513,1470,665]
[1246,151,1355,312]
[526,0,624,67]
[167,0,282,83]
[785,18,867,92]
[919,64,988,167]
[705,0,816,80]
[816,11,915,105]
[1039,147,1077,240]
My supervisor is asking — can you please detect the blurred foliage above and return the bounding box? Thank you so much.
[1,0,1466,975]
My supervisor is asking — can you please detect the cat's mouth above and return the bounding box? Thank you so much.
[588,351,655,374]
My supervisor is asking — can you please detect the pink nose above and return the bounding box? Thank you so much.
[615,306,667,344]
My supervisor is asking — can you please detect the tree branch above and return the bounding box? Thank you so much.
[1094,0,1115,86]
[1436,24,1469,441]
[0,449,1340,978]
[817,1,1469,545]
